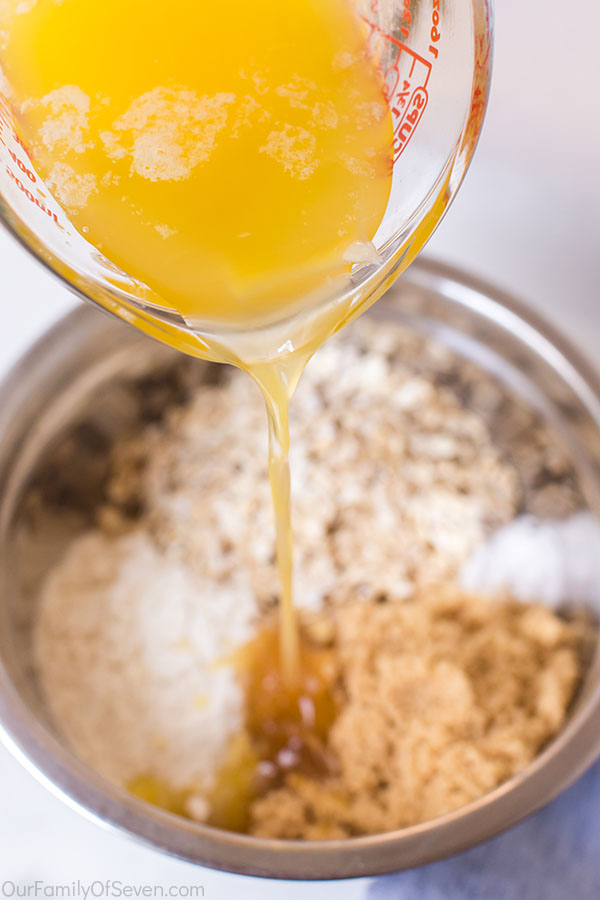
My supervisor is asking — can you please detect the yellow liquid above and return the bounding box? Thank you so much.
[208,620,337,832]
[1,0,392,326]
[0,0,393,688]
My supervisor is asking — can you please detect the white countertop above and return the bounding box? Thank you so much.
[1,0,599,895]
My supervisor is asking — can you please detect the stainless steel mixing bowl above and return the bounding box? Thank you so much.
[1,258,600,879]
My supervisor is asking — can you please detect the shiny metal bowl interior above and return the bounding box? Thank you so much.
[1,258,600,879]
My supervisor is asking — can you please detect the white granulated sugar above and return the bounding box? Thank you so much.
[35,531,256,793]
[462,512,600,610]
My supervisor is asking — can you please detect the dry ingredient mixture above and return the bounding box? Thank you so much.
[34,320,586,838]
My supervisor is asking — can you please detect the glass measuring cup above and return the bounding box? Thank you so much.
[0,0,493,363]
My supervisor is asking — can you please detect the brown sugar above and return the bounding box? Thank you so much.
[248,587,583,839]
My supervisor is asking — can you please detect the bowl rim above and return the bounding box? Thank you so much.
[1,256,600,880]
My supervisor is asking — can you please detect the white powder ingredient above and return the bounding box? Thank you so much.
[35,532,256,793]
[462,513,600,609]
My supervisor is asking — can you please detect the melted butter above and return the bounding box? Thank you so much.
[128,774,189,817]
[1,0,392,326]
[208,619,338,832]
[245,357,309,684]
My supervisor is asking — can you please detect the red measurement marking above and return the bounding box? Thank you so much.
[429,0,441,57]
[5,166,59,225]
[363,19,432,162]
[13,131,28,151]
[7,146,35,182]
[393,86,427,159]
[0,92,63,229]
